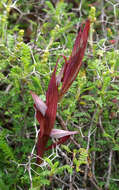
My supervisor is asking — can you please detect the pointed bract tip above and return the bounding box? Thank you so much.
[50,129,79,139]
[30,91,47,116]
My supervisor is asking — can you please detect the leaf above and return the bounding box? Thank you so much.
[57,164,73,174]
[31,76,42,91]
[95,97,103,108]
[45,1,55,12]
[112,145,119,151]
[81,95,95,101]
[103,132,112,139]
[61,145,71,153]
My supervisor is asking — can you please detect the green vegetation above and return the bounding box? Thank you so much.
[0,0,119,189]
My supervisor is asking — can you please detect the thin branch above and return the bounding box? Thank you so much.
[56,113,67,130]
[92,131,96,181]
[84,110,97,182]
[53,176,70,187]
[89,177,102,190]
[27,156,32,189]
[105,150,113,190]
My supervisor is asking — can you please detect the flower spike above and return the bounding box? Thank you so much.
[30,19,90,164]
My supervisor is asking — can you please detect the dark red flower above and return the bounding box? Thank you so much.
[31,64,58,164]
[31,19,90,164]
[45,129,78,150]
[58,19,90,100]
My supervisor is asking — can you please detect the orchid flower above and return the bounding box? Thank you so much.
[58,19,90,100]
[31,19,90,164]
[31,63,58,164]
[45,129,79,150]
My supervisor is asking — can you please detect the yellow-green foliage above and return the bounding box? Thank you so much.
[0,130,14,161]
